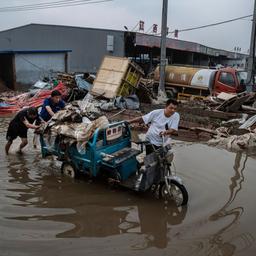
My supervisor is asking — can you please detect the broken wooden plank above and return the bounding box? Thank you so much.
[217,92,237,101]
[241,104,256,113]
[179,107,242,120]
[189,127,217,135]
[226,94,252,112]
[215,92,255,112]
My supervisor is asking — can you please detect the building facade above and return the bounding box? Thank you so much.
[0,23,247,89]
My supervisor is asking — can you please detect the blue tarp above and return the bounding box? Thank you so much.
[0,102,12,107]
[115,94,140,110]
[75,76,93,91]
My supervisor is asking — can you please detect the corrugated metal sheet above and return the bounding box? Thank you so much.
[135,33,246,59]
[135,33,200,53]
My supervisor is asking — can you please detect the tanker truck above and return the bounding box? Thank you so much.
[154,65,247,99]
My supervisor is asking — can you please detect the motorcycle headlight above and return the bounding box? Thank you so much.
[166,150,174,164]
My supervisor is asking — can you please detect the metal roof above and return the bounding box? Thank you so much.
[0,23,246,59]
[0,23,124,34]
[134,33,247,59]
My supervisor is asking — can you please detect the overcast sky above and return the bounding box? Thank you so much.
[0,0,254,52]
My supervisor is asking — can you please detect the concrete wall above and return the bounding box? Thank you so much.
[0,24,125,73]
[15,53,65,85]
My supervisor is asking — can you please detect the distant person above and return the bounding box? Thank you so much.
[5,107,41,155]
[240,79,246,92]
[40,90,65,122]
[208,60,214,68]
[127,99,180,155]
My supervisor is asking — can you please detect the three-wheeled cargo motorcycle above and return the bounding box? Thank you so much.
[40,121,188,206]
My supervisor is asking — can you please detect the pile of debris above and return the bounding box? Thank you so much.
[58,72,95,102]
[0,90,22,98]
[177,99,256,151]
[210,92,256,114]
[208,125,256,152]
[59,56,144,113]
[165,91,256,141]
[2,53,256,154]
[0,82,68,115]
[0,71,95,116]
[57,73,76,88]
[39,85,145,154]
[40,96,109,153]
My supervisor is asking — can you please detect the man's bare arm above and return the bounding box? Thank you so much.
[160,129,178,136]
[45,106,55,117]
[126,116,143,124]
[23,118,40,129]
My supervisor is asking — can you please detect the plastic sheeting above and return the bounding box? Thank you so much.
[77,94,102,119]
[239,114,256,129]
[100,94,140,111]
[0,102,12,107]
[32,80,50,90]
[114,94,140,110]
[75,75,92,91]
[0,82,68,115]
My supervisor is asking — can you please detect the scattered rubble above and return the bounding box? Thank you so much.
[0,82,68,115]
[215,92,256,113]
[239,114,256,129]
[208,127,256,152]
[39,99,109,153]
[1,55,256,154]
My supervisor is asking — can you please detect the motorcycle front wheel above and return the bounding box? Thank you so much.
[160,180,188,206]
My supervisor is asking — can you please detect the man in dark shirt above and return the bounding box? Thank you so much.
[32,90,65,149]
[5,107,41,155]
[40,90,65,122]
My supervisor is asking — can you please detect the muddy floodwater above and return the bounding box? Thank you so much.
[0,117,256,256]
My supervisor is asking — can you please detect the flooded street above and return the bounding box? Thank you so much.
[0,117,256,256]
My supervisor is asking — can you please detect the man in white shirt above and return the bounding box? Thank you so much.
[127,99,180,154]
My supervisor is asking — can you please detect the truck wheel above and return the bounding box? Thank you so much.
[160,180,188,206]
[61,163,78,179]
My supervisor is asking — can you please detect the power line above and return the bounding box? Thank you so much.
[0,0,112,11]
[0,0,113,12]
[169,14,253,35]
[0,0,87,10]
[152,14,252,36]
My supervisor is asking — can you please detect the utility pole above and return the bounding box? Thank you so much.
[246,0,256,87]
[158,0,168,96]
